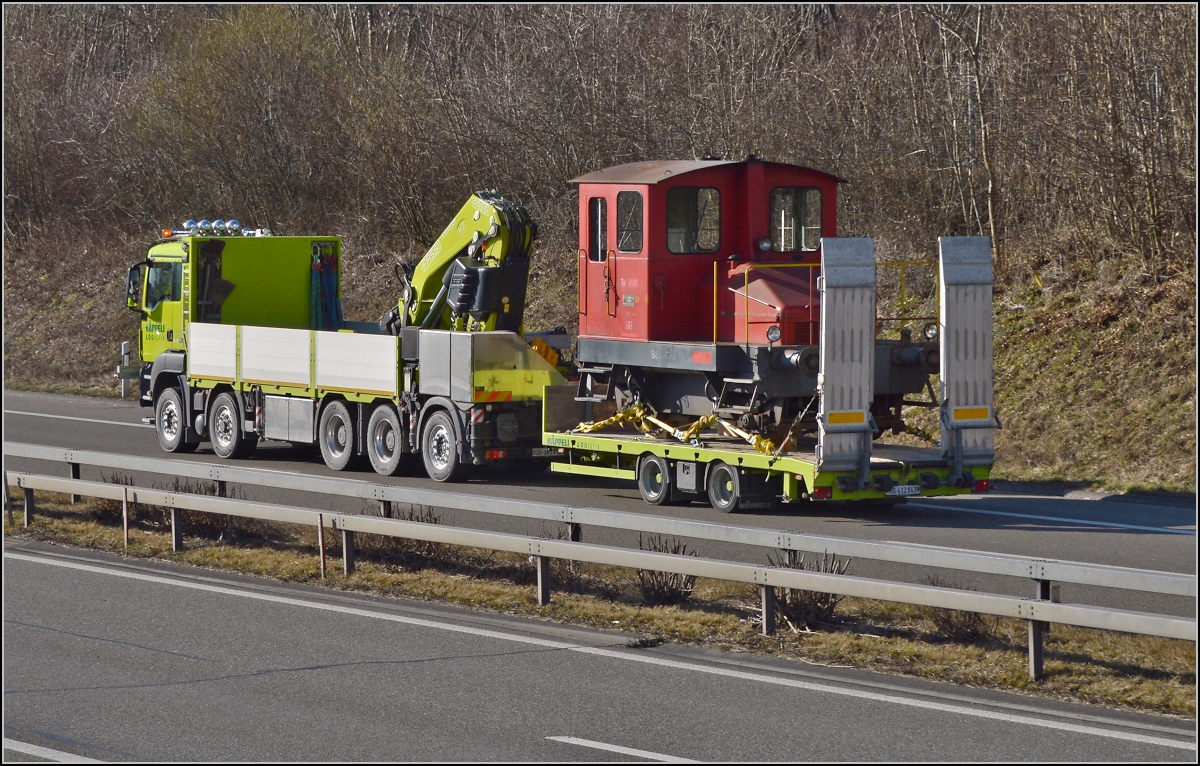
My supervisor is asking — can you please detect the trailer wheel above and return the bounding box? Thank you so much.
[637,454,673,506]
[706,462,741,513]
[210,392,247,459]
[319,400,357,471]
[155,388,197,454]
[422,410,467,482]
[366,404,412,476]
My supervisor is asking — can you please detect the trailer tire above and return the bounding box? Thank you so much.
[422,410,467,482]
[366,404,412,476]
[319,400,358,471]
[706,462,741,513]
[637,454,673,506]
[210,392,247,459]
[155,388,197,454]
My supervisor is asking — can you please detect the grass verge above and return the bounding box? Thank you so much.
[4,488,1194,719]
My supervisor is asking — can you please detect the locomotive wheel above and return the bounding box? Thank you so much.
[637,454,673,506]
[706,462,741,513]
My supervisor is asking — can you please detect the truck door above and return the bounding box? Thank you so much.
[141,257,185,361]
[581,194,615,337]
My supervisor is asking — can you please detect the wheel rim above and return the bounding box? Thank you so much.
[324,412,349,458]
[643,462,664,498]
[160,399,180,441]
[427,424,452,471]
[712,467,735,506]
[373,418,396,463]
[213,406,235,448]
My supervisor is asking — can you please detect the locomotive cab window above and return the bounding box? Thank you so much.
[667,187,720,254]
[588,197,607,262]
[770,187,822,252]
[616,191,643,253]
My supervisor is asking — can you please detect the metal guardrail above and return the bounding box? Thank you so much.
[7,472,1196,650]
[5,442,1194,598]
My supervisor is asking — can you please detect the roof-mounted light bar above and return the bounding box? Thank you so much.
[161,218,270,238]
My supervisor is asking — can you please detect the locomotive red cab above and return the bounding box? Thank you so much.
[572,156,936,440]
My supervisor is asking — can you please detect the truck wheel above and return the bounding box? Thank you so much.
[422,410,467,482]
[706,462,741,513]
[155,388,197,454]
[209,392,246,459]
[637,454,673,506]
[319,400,357,471]
[366,404,411,476]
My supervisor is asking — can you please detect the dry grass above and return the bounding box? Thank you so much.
[5,488,1194,719]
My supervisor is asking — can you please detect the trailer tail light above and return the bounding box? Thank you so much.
[485,449,509,460]
[973,479,991,493]
[811,486,833,500]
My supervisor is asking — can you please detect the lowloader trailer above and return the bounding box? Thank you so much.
[124,158,997,512]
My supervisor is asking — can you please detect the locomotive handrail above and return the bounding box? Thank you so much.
[875,258,937,335]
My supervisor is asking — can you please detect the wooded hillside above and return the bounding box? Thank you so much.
[4,5,1195,490]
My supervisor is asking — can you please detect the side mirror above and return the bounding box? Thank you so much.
[125,262,146,311]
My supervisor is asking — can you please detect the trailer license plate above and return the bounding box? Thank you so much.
[532,447,559,457]
[887,484,921,497]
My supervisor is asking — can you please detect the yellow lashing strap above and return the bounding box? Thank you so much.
[716,419,776,455]
[573,402,653,434]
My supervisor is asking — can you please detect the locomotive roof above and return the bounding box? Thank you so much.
[570,158,843,185]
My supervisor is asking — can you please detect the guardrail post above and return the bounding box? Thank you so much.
[318,513,327,580]
[569,523,582,543]
[69,462,81,503]
[122,487,130,555]
[1028,579,1056,681]
[215,480,227,498]
[380,500,394,518]
[536,556,552,605]
[170,508,184,552]
[761,585,777,636]
[343,529,356,576]
[23,487,35,527]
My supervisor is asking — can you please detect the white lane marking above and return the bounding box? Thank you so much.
[7,553,1194,752]
[3,737,103,762]
[547,736,698,762]
[4,411,153,430]
[908,502,1196,536]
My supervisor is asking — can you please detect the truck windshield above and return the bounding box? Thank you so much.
[146,261,181,311]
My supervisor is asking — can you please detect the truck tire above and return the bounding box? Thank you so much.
[155,387,197,454]
[422,410,467,482]
[637,454,673,506]
[319,400,358,471]
[366,404,414,476]
[706,462,741,513]
[210,392,249,459]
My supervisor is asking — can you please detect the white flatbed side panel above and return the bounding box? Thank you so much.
[241,326,311,387]
[939,236,995,465]
[817,238,876,473]
[315,331,399,395]
[187,323,237,380]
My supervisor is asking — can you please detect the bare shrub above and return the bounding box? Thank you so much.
[96,472,138,523]
[636,534,698,606]
[917,574,1000,643]
[357,503,458,567]
[768,549,850,629]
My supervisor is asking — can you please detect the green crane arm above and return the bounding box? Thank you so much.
[392,191,536,333]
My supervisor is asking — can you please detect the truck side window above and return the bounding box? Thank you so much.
[666,187,720,254]
[770,187,822,252]
[588,197,607,262]
[145,261,180,310]
[616,190,643,253]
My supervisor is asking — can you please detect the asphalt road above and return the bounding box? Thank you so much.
[3,390,1195,619]
[3,542,1195,762]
